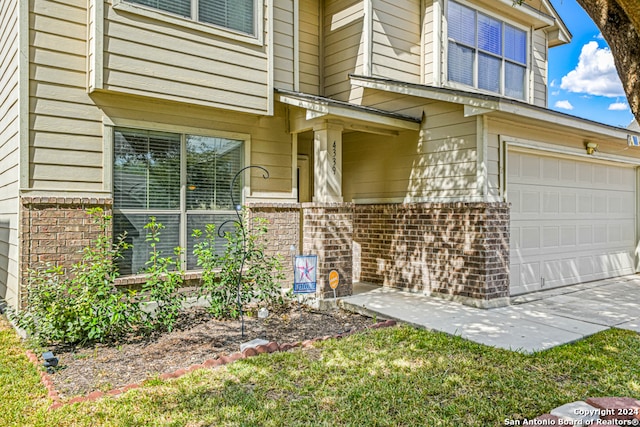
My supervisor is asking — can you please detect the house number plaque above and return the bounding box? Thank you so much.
[331,140,337,176]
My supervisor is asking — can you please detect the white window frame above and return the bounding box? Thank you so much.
[111,122,252,272]
[444,0,530,101]
[113,0,264,46]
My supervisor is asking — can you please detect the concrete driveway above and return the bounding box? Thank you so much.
[339,276,640,353]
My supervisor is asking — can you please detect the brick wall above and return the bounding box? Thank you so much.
[19,198,509,306]
[20,197,113,306]
[302,203,353,298]
[246,203,301,286]
[353,202,509,304]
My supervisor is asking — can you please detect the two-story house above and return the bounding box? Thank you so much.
[2,0,640,312]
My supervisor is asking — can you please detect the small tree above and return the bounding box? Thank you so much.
[12,208,140,344]
[193,215,285,320]
[140,217,185,332]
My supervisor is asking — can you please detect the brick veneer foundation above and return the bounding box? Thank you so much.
[301,203,353,299]
[246,203,301,285]
[19,198,510,308]
[353,202,510,308]
[19,197,113,306]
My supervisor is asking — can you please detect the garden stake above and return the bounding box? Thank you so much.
[218,165,270,338]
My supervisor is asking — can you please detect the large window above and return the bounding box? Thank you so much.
[447,0,527,100]
[113,128,245,274]
[125,0,256,35]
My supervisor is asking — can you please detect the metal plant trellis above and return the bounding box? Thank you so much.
[217,165,269,338]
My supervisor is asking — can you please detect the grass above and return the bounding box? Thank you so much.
[2,315,640,427]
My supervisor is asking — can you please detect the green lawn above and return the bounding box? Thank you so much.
[2,314,640,426]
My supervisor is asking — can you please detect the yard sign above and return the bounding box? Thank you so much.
[293,255,317,294]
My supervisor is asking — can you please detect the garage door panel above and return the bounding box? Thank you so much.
[544,257,578,282]
[521,191,540,213]
[542,157,559,180]
[560,193,577,213]
[578,256,594,275]
[519,262,541,291]
[542,226,559,248]
[560,159,576,181]
[509,150,637,296]
[560,226,576,247]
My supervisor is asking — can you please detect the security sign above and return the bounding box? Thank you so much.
[293,255,317,294]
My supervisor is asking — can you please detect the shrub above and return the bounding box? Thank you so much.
[12,208,140,345]
[192,215,285,319]
[140,217,185,332]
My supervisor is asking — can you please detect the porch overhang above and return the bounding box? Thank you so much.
[350,74,640,144]
[275,89,422,135]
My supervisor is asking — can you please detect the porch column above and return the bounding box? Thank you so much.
[313,122,343,203]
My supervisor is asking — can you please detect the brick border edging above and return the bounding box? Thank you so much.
[26,320,398,411]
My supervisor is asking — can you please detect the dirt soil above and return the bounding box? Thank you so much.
[48,303,373,399]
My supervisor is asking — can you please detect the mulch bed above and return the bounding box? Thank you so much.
[42,302,375,399]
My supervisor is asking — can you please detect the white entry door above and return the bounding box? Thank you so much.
[508,149,637,295]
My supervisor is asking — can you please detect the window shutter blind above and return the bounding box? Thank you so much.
[186,213,237,270]
[115,213,181,275]
[447,1,475,46]
[127,0,191,17]
[505,63,526,99]
[186,136,243,211]
[505,25,527,64]
[478,53,501,93]
[199,0,255,35]
[478,14,501,55]
[448,42,474,86]
[114,129,181,210]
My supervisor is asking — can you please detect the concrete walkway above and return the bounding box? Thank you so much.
[339,276,640,353]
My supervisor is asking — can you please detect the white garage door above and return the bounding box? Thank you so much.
[508,149,637,295]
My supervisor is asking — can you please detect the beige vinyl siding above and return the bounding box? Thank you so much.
[415,102,478,200]
[423,0,435,85]
[532,29,548,107]
[370,0,420,84]
[299,0,320,94]
[343,130,420,200]
[273,0,295,91]
[0,0,20,307]
[30,0,105,191]
[95,93,293,195]
[100,0,270,115]
[344,95,479,201]
[323,0,365,100]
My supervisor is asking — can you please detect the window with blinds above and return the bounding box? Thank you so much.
[447,0,527,100]
[126,0,256,35]
[113,128,245,274]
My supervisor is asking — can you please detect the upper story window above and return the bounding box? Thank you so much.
[447,0,528,100]
[126,0,256,36]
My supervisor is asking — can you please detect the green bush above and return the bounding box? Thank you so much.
[141,217,185,332]
[193,215,285,319]
[12,208,140,345]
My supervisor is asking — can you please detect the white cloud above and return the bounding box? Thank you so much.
[595,32,604,40]
[555,100,574,110]
[608,102,628,111]
[560,41,625,97]
[550,79,557,88]
[551,90,560,96]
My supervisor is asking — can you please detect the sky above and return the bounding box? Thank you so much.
[547,0,635,128]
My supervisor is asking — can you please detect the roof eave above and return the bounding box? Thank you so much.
[350,75,638,141]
